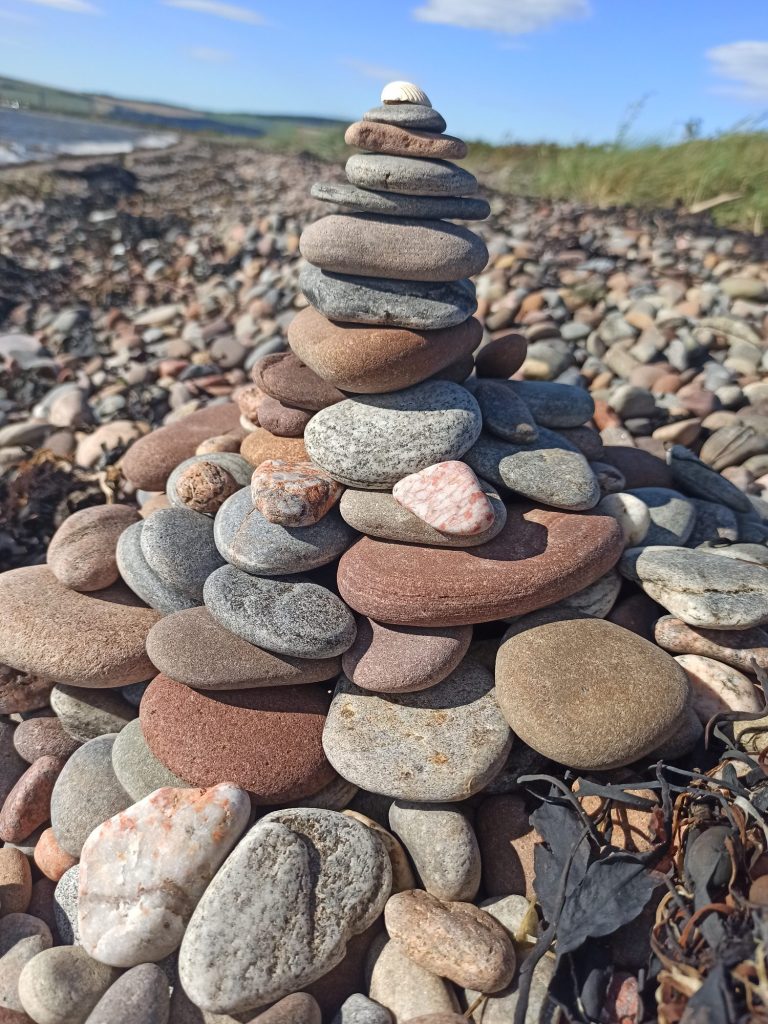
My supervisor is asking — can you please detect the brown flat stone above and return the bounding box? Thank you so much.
[475,334,528,378]
[0,567,160,687]
[146,606,342,689]
[288,308,481,394]
[0,756,64,844]
[252,352,345,412]
[47,504,140,592]
[601,446,674,489]
[14,719,80,764]
[240,427,309,467]
[140,674,335,802]
[255,395,312,437]
[337,504,623,627]
[345,121,467,159]
[122,403,244,491]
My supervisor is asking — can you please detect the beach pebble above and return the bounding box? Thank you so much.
[53,866,80,945]
[342,811,416,894]
[240,427,309,467]
[251,993,323,1024]
[254,395,312,438]
[475,796,537,899]
[346,154,478,197]
[364,103,446,132]
[83,963,170,1024]
[18,946,120,1024]
[548,568,622,619]
[0,849,32,917]
[367,936,460,1021]
[654,616,768,675]
[140,507,225,599]
[50,686,135,743]
[110,719,189,801]
[253,351,345,412]
[33,829,78,883]
[345,121,466,159]
[178,808,391,1014]
[0,914,52,1016]
[667,445,752,512]
[250,459,343,528]
[596,492,650,546]
[116,521,200,614]
[625,488,696,547]
[687,499,739,546]
[465,379,538,444]
[173,460,240,514]
[508,380,595,428]
[323,660,511,801]
[311,182,487,221]
[0,757,63,844]
[392,461,495,536]
[674,654,762,723]
[47,504,140,592]
[464,948,555,1024]
[475,334,528,378]
[13,719,80,764]
[388,801,480,901]
[331,993,392,1024]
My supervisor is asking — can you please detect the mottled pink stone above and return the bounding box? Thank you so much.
[251,458,343,527]
[392,461,495,536]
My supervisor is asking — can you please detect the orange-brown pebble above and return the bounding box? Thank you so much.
[33,828,79,882]
[174,462,240,515]
[0,757,65,844]
[195,434,243,455]
[240,428,308,468]
[0,848,32,916]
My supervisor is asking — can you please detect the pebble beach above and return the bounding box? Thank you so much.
[0,81,768,1024]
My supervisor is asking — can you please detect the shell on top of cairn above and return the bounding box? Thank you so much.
[381,80,431,106]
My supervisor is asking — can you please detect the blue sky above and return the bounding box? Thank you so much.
[2,0,768,143]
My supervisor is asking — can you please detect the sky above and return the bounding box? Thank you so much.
[2,0,768,143]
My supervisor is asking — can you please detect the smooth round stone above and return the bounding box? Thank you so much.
[110,719,188,801]
[18,947,120,1024]
[625,488,696,547]
[288,307,481,395]
[368,937,460,1021]
[166,452,253,511]
[50,736,131,858]
[13,719,80,764]
[342,619,472,693]
[475,335,528,379]
[323,660,512,801]
[140,507,224,600]
[214,488,355,576]
[654,616,768,675]
[256,395,312,438]
[50,686,135,743]
[596,492,651,547]
[311,182,489,221]
[674,654,762,723]
[34,829,78,883]
[0,914,52,1016]
[305,382,482,490]
[508,381,595,428]
[122,402,243,491]
[345,121,467,159]
[346,154,478,197]
[82,964,170,1024]
[204,564,357,659]
[47,504,140,592]
[146,607,341,690]
[0,757,63,845]
[496,619,690,770]
[178,808,391,1014]
[116,521,199,615]
[140,674,335,802]
[621,545,768,629]
[241,427,309,467]
[300,215,488,283]
[338,504,623,627]
[465,430,600,510]
[0,567,160,688]
[300,264,476,331]
[331,993,391,1024]
[364,103,446,132]
[253,352,346,412]
[388,801,480,901]
[464,379,537,444]
[338,485,507,547]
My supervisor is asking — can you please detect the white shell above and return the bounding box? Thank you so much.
[381,81,431,107]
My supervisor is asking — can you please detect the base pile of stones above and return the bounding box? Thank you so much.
[0,82,767,1024]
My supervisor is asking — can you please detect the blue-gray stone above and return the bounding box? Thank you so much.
[626,488,697,547]
[507,380,595,428]
[346,154,478,197]
[311,182,489,221]
[116,521,198,615]
[140,507,224,600]
[464,379,538,444]
[364,104,446,132]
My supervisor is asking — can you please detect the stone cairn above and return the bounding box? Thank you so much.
[0,81,766,1024]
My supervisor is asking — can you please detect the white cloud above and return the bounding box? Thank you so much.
[339,58,408,81]
[707,41,768,100]
[187,45,233,62]
[19,0,99,12]
[412,0,590,35]
[163,0,264,24]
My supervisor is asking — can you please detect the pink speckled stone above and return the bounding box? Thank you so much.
[250,459,343,527]
[392,461,494,536]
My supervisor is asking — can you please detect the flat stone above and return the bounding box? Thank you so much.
[116,521,199,615]
[79,784,250,967]
[250,459,343,527]
[668,446,753,513]
[301,214,487,283]
[0,849,31,917]
[255,395,312,438]
[384,890,515,993]
[305,381,482,490]
[240,428,309,467]
[0,567,160,688]
[465,430,600,510]
[178,808,391,1014]
[698,540,768,565]
[288,307,480,395]
[507,381,595,428]
[595,492,651,547]
[496,618,690,769]
[343,618,471,694]
[214,487,354,575]
[18,947,120,1024]
[364,103,446,132]
[330,993,391,1024]
[393,461,495,535]
[0,758,63,845]
[50,736,131,858]
[13,720,80,764]
[475,335,528,379]
[50,686,135,743]
[253,352,345,412]
[345,120,466,159]
[625,487,697,547]
[204,564,357,658]
[464,379,538,444]
[140,674,335,801]
[388,801,480,901]
[146,606,341,690]
[654,616,768,675]
[299,265,477,331]
[166,453,253,512]
[621,545,768,629]
[323,660,511,801]
[47,505,140,592]
[367,936,460,1020]
[311,182,488,221]
[339,484,507,547]
[141,507,224,599]
[674,654,762,723]
[346,154,478,197]
[122,403,243,491]
[110,719,189,801]
[338,504,623,627]
[83,963,170,1024]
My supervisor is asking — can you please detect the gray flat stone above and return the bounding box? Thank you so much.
[364,104,446,132]
[465,379,538,444]
[18,946,120,1024]
[50,684,135,743]
[388,801,480,901]
[346,154,478,197]
[311,182,489,221]
[111,719,189,802]
[140,507,224,600]
[508,380,595,428]
[300,264,476,330]
[626,488,697,547]
[117,521,198,615]
[667,445,752,513]
[204,564,357,659]
[84,963,170,1024]
[214,487,355,576]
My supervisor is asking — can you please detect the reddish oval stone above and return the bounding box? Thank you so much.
[0,757,65,844]
[33,827,78,882]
